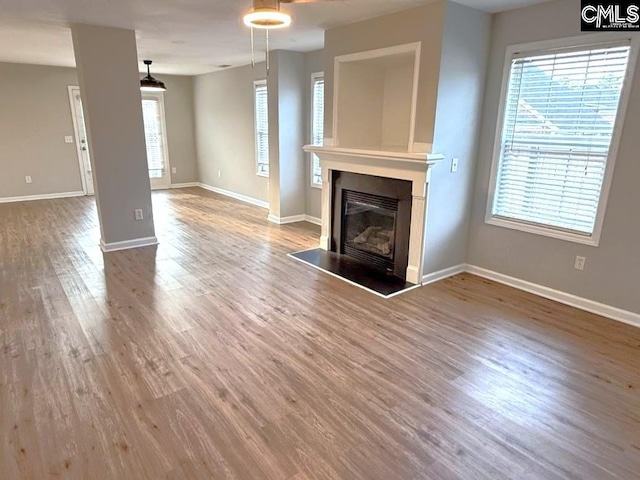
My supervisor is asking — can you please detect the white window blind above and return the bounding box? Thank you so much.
[142,97,166,179]
[311,73,324,187]
[492,43,630,236]
[254,81,269,177]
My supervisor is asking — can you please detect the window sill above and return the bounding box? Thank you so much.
[485,216,600,247]
[257,172,269,178]
[310,182,322,190]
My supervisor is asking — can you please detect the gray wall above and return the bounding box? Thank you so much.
[0,63,83,198]
[320,1,491,275]
[304,49,324,220]
[425,2,491,274]
[323,2,445,146]
[193,51,324,216]
[468,0,640,314]
[193,63,269,203]
[162,75,199,185]
[0,62,198,200]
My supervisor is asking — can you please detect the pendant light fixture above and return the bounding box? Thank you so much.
[140,60,166,92]
[243,0,292,75]
[243,1,292,29]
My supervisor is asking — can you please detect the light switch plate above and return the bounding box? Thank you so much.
[65,136,74,144]
[25,176,32,184]
[451,158,459,173]
[171,167,177,174]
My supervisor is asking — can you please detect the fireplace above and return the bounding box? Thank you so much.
[342,190,398,270]
[332,171,412,279]
[297,144,443,293]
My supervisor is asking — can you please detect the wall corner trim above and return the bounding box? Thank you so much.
[465,265,640,329]
[0,191,85,204]
[268,215,321,225]
[100,236,159,253]
[268,214,306,225]
[198,183,269,209]
[304,215,322,226]
[421,264,467,286]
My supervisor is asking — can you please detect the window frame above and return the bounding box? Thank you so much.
[485,33,639,247]
[253,79,269,178]
[310,71,324,189]
[141,91,171,184]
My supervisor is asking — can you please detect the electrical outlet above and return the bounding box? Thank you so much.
[65,136,74,144]
[25,176,32,184]
[451,158,459,173]
[134,209,144,221]
[171,167,177,174]
[574,255,586,271]
[218,170,222,178]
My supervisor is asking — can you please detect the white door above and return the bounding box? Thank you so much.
[69,87,94,195]
[142,93,172,190]
[68,88,172,192]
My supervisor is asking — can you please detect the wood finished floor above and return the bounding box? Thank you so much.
[1,187,639,479]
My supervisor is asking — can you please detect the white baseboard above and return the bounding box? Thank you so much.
[268,214,320,225]
[304,215,322,226]
[466,265,640,329]
[0,191,85,204]
[419,263,639,328]
[195,184,318,224]
[100,236,158,253]
[198,183,269,209]
[421,264,466,286]
[268,214,306,225]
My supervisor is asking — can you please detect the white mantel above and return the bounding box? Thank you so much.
[303,144,444,285]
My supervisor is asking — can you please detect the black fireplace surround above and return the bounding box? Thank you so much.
[331,171,412,280]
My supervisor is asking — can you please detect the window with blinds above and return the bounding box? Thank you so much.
[142,96,166,179]
[254,80,269,177]
[311,73,324,187]
[490,42,631,241]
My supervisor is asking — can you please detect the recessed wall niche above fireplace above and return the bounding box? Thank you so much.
[300,41,444,297]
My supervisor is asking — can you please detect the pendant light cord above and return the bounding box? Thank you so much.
[266,29,270,76]
[248,26,270,76]
[250,27,255,69]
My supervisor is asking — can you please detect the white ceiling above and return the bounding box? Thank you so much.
[0,0,553,76]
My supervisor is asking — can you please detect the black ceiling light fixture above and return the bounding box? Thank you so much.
[140,60,166,92]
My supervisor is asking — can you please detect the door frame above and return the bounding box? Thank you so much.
[68,86,91,195]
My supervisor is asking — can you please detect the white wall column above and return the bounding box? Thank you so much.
[71,24,157,252]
